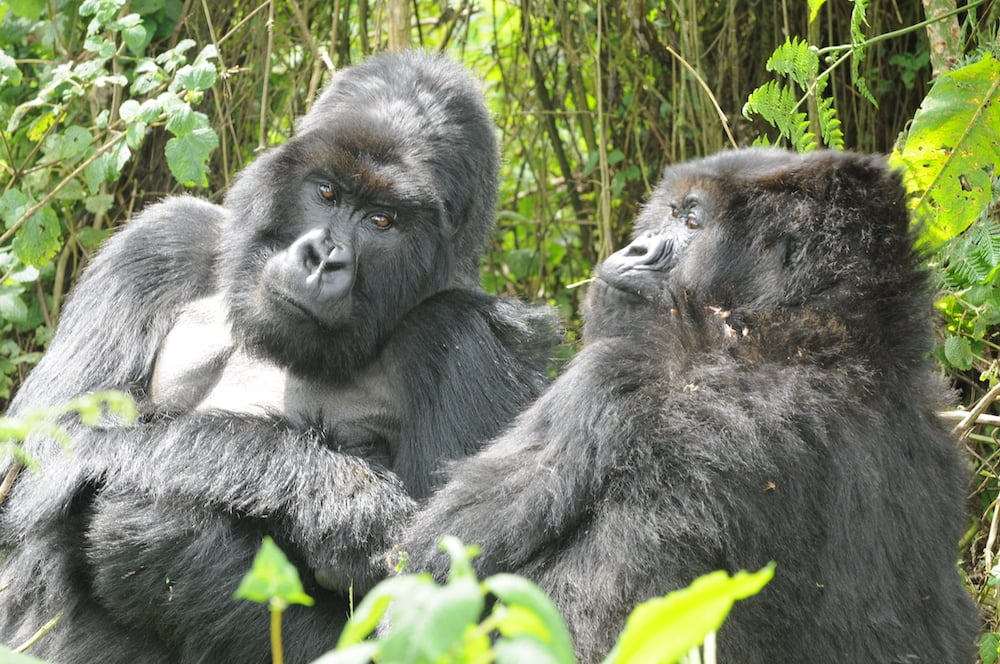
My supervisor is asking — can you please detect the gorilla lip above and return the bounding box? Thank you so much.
[264,285,337,330]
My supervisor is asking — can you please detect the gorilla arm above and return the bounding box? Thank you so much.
[149,287,561,500]
[383,290,560,500]
[402,342,621,579]
[8,196,224,412]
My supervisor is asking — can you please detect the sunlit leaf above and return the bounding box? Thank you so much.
[891,54,1000,247]
[164,128,218,187]
[605,565,774,664]
[234,536,314,610]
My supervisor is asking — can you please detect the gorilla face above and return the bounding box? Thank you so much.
[587,149,918,363]
[218,52,499,382]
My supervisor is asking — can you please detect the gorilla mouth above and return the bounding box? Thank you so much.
[264,286,346,332]
[594,275,654,302]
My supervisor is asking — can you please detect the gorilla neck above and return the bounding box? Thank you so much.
[591,294,932,380]
[697,299,932,377]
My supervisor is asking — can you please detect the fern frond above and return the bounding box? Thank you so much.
[743,81,816,151]
[849,0,878,106]
[941,220,1000,287]
[766,37,819,92]
[817,95,844,149]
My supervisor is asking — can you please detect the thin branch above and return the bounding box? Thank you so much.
[952,381,1000,439]
[664,46,738,149]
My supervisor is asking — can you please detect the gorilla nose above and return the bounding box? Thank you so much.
[286,228,356,302]
[608,232,676,272]
[290,229,354,282]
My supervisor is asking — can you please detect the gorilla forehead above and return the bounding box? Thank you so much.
[638,148,910,245]
[298,51,494,167]
[297,121,434,205]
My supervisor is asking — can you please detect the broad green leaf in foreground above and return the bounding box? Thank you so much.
[891,54,1000,247]
[604,565,775,664]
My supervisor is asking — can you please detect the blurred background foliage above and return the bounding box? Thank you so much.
[2,0,1000,652]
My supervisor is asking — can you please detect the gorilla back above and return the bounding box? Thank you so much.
[0,52,559,663]
[405,149,979,662]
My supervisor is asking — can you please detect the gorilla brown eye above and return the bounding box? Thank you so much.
[368,212,393,229]
[685,214,701,230]
[318,183,337,203]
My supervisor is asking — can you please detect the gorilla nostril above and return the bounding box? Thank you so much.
[624,242,650,258]
[317,245,354,274]
[622,234,672,269]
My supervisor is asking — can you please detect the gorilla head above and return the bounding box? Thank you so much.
[589,149,923,369]
[220,52,499,381]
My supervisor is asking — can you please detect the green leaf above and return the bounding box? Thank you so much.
[743,81,816,151]
[12,205,62,267]
[890,54,1000,247]
[944,335,975,370]
[164,128,218,187]
[0,287,29,323]
[311,642,381,664]
[171,61,217,93]
[494,636,567,664]
[164,103,210,136]
[506,249,540,281]
[484,574,575,664]
[119,100,142,123]
[807,0,827,23]
[53,178,86,202]
[817,95,844,150]
[980,632,1000,664]
[123,23,149,55]
[377,538,485,663]
[194,44,219,66]
[83,34,116,58]
[605,565,774,664]
[374,577,484,663]
[233,536,314,610]
[85,194,115,215]
[7,0,45,19]
[131,0,166,13]
[336,575,429,647]
[8,264,39,283]
[77,226,115,250]
[0,189,30,228]
[847,0,876,106]
[126,121,148,149]
[84,153,110,193]
[58,126,94,161]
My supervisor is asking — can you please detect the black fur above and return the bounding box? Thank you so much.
[404,149,979,663]
[0,51,559,663]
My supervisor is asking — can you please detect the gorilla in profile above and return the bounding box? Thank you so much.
[0,52,558,663]
[405,149,980,663]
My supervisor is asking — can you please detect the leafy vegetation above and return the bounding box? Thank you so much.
[234,536,772,664]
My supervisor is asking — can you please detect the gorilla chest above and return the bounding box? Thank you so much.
[149,294,401,463]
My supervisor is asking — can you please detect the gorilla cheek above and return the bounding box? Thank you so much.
[262,228,356,327]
